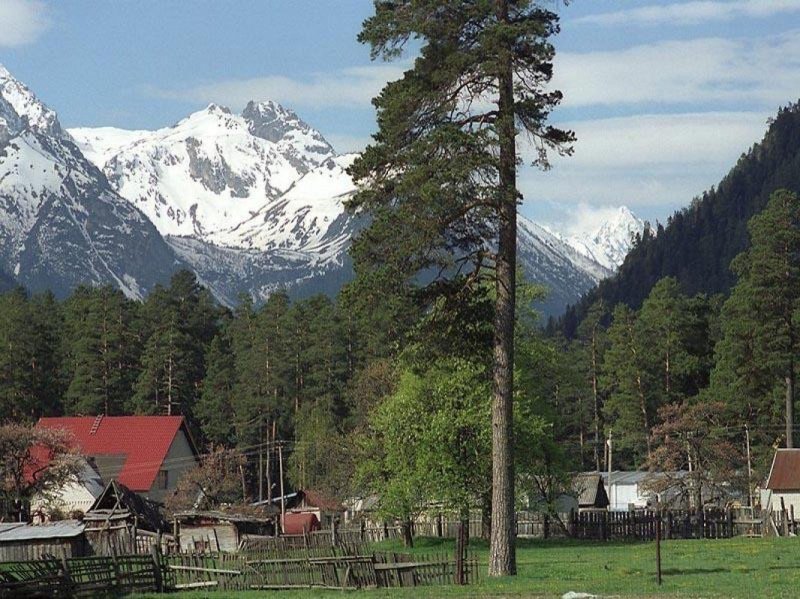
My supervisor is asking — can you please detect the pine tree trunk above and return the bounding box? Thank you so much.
[787,364,794,448]
[489,0,517,577]
[591,328,601,471]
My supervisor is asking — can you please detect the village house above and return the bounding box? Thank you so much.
[36,415,199,504]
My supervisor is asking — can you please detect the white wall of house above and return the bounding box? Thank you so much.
[32,482,99,520]
[608,483,647,511]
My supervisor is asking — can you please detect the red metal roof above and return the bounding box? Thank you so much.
[766,449,800,491]
[36,416,190,492]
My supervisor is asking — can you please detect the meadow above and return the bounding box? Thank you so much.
[135,535,800,598]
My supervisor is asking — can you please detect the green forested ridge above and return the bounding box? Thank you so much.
[557,101,800,338]
[0,190,798,527]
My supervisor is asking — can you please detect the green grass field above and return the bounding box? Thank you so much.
[136,536,800,598]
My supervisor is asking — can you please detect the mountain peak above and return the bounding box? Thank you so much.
[0,63,66,140]
[205,102,231,114]
[241,99,333,152]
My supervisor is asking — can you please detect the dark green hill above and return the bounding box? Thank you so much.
[556,101,800,337]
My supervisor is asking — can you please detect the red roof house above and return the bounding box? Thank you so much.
[37,415,199,503]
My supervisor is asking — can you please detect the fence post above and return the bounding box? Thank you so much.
[781,497,789,537]
[111,544,121,590]
[60,547,72,594]
[543,513,550,540]
[455,521,466,585]
[569,508,575,538]
[360,519,366,542]
[602,511,608,541]
[332,518,339,547]
[655,509,662,586]
[150,543,163,593]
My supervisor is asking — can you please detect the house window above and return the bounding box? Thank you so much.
[156,470,168,490]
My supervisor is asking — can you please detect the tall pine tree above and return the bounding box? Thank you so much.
[350,1,572,574]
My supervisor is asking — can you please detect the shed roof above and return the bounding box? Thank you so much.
[175,508,276,524]
[37,416,196,492]
[0,520,84,542]
[573,474,610,508]
[86,480,166,532]
[765,449,800,491]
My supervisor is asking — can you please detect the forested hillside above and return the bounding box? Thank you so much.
[557,101,800,337]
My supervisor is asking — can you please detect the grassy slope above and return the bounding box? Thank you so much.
[136,536,800,598]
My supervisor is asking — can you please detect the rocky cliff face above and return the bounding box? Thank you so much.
[0,65,181,298]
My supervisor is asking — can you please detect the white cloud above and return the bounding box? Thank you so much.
[575,0,800,27]
[518,111,769,211]
[145,64,407,111]
[0,0,50,47]
[551,204,632,238]
[553,31,800,108]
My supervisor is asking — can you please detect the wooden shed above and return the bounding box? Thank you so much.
[0,520,87,561]
[83,480,167,555]
[174,509,277,553]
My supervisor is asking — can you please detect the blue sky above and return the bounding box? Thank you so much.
[1,0,799,234]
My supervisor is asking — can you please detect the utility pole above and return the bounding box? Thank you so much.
[278,443,286,534]
[258,420,264,503]
[745,423,753,507]
[266,421,273,505]
[607,429,613,510]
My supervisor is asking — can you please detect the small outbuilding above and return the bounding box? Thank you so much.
[83,480,167,555]
[282,490,344,529]
[573,473,610,511]
[0,520,87,561]
[174,509,277,553]
[764,449,800,514]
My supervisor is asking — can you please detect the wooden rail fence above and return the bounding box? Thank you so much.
[1,543,478,596]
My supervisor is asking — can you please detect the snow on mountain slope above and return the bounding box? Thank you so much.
[69,101,337,241]
[213,154,357,255]
[0,64,181,298]
[4,62,643,316]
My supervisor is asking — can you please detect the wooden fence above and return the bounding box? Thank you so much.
[344,508,764,543]
[1,543,478,595]
[570,508,758,541]
[0,548,162,597]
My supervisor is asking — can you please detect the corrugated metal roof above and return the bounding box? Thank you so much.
[594,471,681,485]
[766,449,800,491]
[0,520,84,542]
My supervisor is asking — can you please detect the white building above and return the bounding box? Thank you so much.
[31,458,105,521]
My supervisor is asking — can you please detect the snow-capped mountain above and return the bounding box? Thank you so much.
[0,65,181,298]
[0,64,643,315]
[70,101,337,242]
[562,207,645,271]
